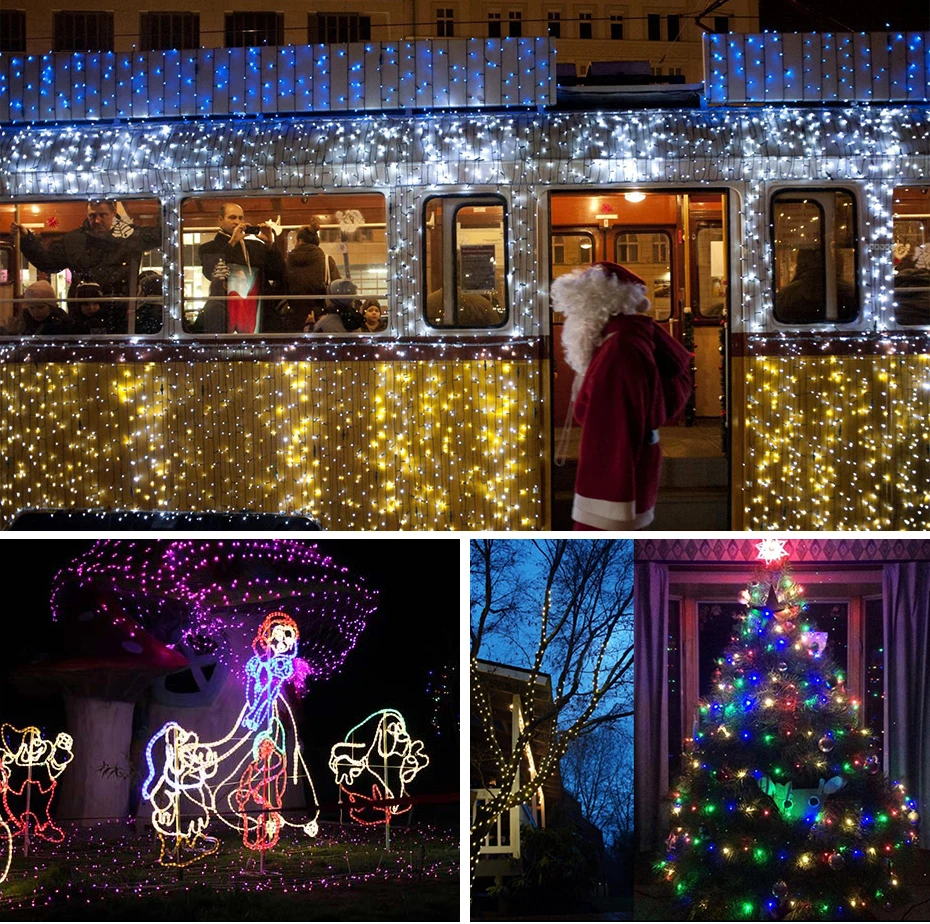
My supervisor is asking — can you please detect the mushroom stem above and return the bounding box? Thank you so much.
[58,696,134,826]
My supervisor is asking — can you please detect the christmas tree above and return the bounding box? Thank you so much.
[660,540,919,920]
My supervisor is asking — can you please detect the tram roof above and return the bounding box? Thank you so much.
[0,32,927,130]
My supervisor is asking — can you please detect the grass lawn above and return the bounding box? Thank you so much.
[0,822,459,920]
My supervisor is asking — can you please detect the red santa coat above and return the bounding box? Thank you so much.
[572,313,693,530]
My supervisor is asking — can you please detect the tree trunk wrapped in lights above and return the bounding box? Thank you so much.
[660,548,919,920]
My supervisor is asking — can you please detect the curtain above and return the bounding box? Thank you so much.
[634,561,669,851]
[883,562,930,846]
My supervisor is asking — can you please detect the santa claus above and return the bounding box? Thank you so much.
[551,261,693,530]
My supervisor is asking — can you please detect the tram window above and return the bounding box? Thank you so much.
[423,196,508,329]
[772,190,858,324]
[180,193,388,336]
[614,231,673,322]
[892,186,930,326]
[0,198,164,337]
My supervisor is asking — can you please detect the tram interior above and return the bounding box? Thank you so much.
[549,191,730,529]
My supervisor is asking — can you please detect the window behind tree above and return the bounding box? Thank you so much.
[54,11,114,52]
[226,12,283,47]
[140,12,200,51]
[0,10,26,53]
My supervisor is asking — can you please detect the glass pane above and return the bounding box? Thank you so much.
[693,223,726,318]
[425,199,507,328]
[697,601,848,699]
[892,186,930,326]
[614,230,672,321]
[863,598,885,768]
[667,598,682,779]
[0,197,164,336]
[180,193,387,335]
[773,192,857,323]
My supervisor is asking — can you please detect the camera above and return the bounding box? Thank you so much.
[243,224,263,236]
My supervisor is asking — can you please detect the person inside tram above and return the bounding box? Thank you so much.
[198,202,286,334]
[6,280,70,336]
[308,279,359,333]
[286,221,341,332]
[12,200,162,331]
[359,299,387,333]
[67,281,108,335]
[135,270,165,334]
[775,246,856,323]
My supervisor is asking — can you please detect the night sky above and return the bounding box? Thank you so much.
[0,539,460,810]
[759,0,929,32]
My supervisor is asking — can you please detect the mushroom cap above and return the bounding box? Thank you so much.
[50,541,376,683]
[13,587,189,701]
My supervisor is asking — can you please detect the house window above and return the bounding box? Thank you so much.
[610,14,623,39]
[226,12,283,47]
[488,12,502,37]
[547,11,561,38]
[508,11,522,37]
[771,189,858,323]
[437,8,454,37]
[647,13,660,40]
[53,11,114,52]
[140,12,200,51]
[0,10,26,53]
[714,16,729,33]
[423,196,509,329]
[667,14,680,41]
[579,11,593,39]
[308,13,371,44]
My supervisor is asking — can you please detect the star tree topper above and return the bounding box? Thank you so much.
[755,538,790,569]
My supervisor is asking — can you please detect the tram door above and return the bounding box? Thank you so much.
[549,191,729,524]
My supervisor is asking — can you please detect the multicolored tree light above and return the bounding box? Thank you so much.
[142,611,320,869]
[660,541,919,920]
[0,725,73,861]
[330,709,429,847]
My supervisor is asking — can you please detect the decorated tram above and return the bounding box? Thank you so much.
[0,33,927,530]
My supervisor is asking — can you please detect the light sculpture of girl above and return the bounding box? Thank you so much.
[142,611,319,868]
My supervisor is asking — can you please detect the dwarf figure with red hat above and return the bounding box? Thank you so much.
[551,261,693,530]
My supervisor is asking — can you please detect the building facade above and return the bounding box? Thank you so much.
[1,0,759,84]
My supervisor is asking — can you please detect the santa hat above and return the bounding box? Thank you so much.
[552,262,651,376]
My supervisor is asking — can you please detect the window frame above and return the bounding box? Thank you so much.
[770,187,860,325]
[578,11,593,40]
[488,11,502,39]
[891,185,930,327]
[436,7,455,38]
[177,191,389,338]
[139,11,200,52]
[0,195,166,340]
[0,9,26,54]
[647,13,660,41]
[667,568,881,785]
[609,13,624,40]
[422,193,510,331]
[53,10,114,53]
[547,10,561,39]
[225,11,284,48]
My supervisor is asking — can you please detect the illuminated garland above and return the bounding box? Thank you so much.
[0,725,73,852]
[142,611,320,868]
[659,540,919,920]
[329,709,430,826]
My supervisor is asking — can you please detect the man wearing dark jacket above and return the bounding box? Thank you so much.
[14,199,162,334]
[198,202,286,334]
